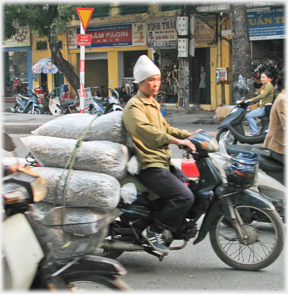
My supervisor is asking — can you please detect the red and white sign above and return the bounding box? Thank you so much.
[77,34,92,46]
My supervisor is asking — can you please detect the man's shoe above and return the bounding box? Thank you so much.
[142,227,169,254]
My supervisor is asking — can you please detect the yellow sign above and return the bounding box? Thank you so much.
[76,7,94,31]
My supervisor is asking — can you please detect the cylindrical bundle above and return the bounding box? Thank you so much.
[30,167,121,212]
[22,136,128,179]
[31,112,130,145]
[33,202,110,236]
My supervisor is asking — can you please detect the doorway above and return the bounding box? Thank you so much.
[190,48,210,104]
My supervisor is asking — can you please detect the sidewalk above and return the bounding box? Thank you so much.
[1,103,219,134]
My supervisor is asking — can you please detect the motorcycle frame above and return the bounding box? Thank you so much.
[16,92,41,113]
[193,187,275,245]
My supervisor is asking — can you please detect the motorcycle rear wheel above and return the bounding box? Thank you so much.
[216,129,237,145]
[62,273,131,290]
[210,205,284,271]
[27,107,42,115]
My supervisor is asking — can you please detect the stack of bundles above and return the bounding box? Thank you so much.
[24,112,135,258]
[31,112,133,147]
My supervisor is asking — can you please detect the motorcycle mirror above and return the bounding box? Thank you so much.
[2,133,16,152]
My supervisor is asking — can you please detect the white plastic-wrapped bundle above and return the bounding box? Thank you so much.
[31,112,131,146]
[32,202,109,236]
[30,167,121,211]
[22,136,128,180]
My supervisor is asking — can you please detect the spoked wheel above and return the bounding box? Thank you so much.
[216,129,237,145]
[27,107,42,114]
[62,273,131,290]
[210,205,284,271]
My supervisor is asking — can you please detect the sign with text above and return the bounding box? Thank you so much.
[147,17,178,49]
[77,34,92,46]
[77,87,93,113]
[191,18,216,44]
[79,25,133,47]
[247,6,285,40]
[216,67,228,82]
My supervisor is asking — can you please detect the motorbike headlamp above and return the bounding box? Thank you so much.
[3,172,47,204]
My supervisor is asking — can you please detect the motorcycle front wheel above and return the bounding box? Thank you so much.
[62,273,131,291]
[216,129,237,145]
[27,106,42,115]
[210,205,284,271]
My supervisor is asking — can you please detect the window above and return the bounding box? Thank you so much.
[119,5,149,16]
[36,40,47,50]
[160,5,181,12]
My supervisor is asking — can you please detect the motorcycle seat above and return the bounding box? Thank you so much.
[226,145,283,172]
[61,100,76,106]
[251,146,283,172]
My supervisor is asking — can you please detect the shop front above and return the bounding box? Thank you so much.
[147,17,179,103]
[68,22,149,96]
[2,27,32,98]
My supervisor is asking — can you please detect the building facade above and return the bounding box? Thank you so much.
[3,3,285,110]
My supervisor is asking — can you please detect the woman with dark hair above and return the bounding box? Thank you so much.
[245,70,274,136]
[263,70,286,163]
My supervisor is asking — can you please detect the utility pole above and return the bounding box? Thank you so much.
[177,5,195,110]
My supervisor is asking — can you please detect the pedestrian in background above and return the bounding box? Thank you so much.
[199,66,206,104]
[61,88,74,101]
[263,70,286,163]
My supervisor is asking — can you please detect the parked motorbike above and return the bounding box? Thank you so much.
[216,97,269,145]
[88,89,123,115]
[46,89,80,115]
[34,85,48,105]
[2,133,131,291]
[209,138,285,221]
[10,89,43,115]
[94,131,284,271]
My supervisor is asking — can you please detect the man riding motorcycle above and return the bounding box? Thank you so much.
[123,55,201,254]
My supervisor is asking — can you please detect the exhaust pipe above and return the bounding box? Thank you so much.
[102,240,144,251]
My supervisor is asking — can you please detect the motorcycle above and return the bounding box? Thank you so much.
[216,97,269,145]
[45,89,80,115]
[88,88,123,115]
[34,85,48,105]
[2,133,131,291]
[94,131,284,271]
[10,89,43,115]
[209,138,285,221]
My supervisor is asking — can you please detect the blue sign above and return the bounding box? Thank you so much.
[247,6,285,40]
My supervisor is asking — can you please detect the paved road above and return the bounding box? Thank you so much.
[2,110,284,292]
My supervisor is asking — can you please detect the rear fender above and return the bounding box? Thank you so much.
[193,189,275,245]
[56,255,127,277]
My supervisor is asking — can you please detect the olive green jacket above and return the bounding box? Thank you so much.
[252,82,274,108]
[123,91,189,170]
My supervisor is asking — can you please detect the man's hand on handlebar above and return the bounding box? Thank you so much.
[187,128,202,137]
[245,98,253,103]
[169,137,196,152]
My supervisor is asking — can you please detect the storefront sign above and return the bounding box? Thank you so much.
[191,18,216,44]
[147,18,178,49]
[3,28,30,48]
[132,22,147,46]
[78,25,133,47]
[68,28,78,49]
[247,6,285,40]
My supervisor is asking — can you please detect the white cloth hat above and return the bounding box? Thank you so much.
[133,55,161,83]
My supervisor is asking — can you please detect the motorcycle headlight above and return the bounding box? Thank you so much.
[3,172,47,204]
